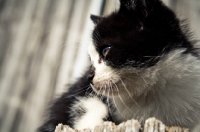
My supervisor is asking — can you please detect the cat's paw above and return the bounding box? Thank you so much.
[117,119,141,132]
[143,117,165,132]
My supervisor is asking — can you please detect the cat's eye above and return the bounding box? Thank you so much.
[102,46,111,57]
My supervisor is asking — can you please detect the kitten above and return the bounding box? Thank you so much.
[38,0,200,131]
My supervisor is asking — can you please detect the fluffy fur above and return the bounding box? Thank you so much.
[38,0,200,132]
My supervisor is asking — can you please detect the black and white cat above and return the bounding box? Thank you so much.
[38,0,200,131]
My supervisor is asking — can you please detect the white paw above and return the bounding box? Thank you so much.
[117,119,141,132]
[144,118,165,132]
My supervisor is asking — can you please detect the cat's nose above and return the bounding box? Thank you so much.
[87,66,95,82]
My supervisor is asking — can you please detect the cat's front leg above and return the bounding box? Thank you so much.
[38,95,110,132]
[38,72,111,132]
[72,96,110,130]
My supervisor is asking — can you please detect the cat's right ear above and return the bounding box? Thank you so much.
[90,15,102,24]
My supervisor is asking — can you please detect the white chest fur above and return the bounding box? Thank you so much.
[73,97,108,130]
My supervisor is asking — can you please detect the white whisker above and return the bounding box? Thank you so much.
[139,74,148,85]
[111,80,133,114]
[107,81,114,118]
[99,85,104,101]
[110,83,126,120]
[65,87,90,99]
[119,78,140,108]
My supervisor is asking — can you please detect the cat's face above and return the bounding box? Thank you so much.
[88,0,193,97]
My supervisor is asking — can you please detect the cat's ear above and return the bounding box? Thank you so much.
[119,0,157,18]
[90,15,102,24]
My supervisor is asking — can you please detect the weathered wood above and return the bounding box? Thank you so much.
[54,118,189,132]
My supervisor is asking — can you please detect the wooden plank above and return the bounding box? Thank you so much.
[54,118,189,132]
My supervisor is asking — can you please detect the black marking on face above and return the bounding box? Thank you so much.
[91,0,195,68]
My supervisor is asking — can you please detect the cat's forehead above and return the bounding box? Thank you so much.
[92,13,140,45]
[98,14,138,31]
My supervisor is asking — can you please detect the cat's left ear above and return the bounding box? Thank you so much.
[119,0,157,18]
[90,15,102,24]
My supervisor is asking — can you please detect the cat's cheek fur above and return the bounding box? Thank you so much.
[87,42,156,96]
[72,97,108,130]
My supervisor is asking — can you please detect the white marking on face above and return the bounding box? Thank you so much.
[87,41,151,96]
[88,42,119,94]
[73,97,108,130]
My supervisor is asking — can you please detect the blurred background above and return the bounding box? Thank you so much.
[0,0,199,132]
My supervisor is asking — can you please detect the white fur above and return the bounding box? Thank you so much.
[88,40,200,130]
[73,97,108,130]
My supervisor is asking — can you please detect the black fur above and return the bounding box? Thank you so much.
[92,0,195,68]
[38,70,114,132]
[38,73,90,132]
[38,0,199,131]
